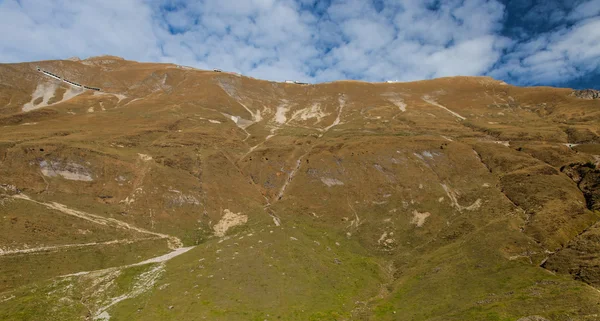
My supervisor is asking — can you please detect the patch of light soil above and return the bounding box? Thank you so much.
[464,199,482,211]
[323,95,346,132]
[493,141,510,147]
[377,231,395,248]
[411,210,431,227]
[271,215,281,226]
[441,135,453,141]
[23,83,83,112]
[321,177,344,187]
[274,101,289,124]
[290,102,329,124]
[22,83,57,112]
[137,153,153,161]
[221,113,254,130]
[62,86,82,102]
[213,209,248,237]
[95,311,110,321]
[388,98,407,112]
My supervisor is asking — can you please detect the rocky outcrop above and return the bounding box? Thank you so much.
[543,221,600,289]
[542,162,600,289]
[561,162,600,211]
[39,160,94,181]
[571,89,600,100]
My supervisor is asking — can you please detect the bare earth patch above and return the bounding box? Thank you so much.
[137,154,153,161]
[411,210,431,227]
[321,177,344,187]
[213,209,248,237]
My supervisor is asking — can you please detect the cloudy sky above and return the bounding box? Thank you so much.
[1,0,599,88]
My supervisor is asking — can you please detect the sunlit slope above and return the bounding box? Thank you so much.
[1,56,600,320]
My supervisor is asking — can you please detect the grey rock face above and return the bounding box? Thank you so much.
[571,89,600,99]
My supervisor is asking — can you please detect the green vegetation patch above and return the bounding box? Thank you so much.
[109,221,384,320]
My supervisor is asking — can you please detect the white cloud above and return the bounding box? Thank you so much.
[0,0,160,62]
[490,17,600,85]
[0,0,598,87]
[568,0,600,21]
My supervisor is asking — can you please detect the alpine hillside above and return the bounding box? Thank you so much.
[1,56,600,321]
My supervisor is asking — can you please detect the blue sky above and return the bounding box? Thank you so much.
[0,0,599,89]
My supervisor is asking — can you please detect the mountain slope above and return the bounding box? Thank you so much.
[1,57,600,320]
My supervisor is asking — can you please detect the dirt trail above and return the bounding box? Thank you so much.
[440,184,481,212]
[222,113,253,141]
[60,247,195,321]
[238,101,262,123]
[131,246,194,266]
[74,259,173,321]
[91,263,165,321]
[239,133,275,162]
[0,238,157,256]
[12,194,182,249]
[59,246,194,280]
[121,97,144,107]
[422,96,466,120]
[2,194,195,320]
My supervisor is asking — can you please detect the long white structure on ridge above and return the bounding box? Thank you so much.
[36,67,101,91]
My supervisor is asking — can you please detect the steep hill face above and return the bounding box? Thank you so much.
[1,57,600,321]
